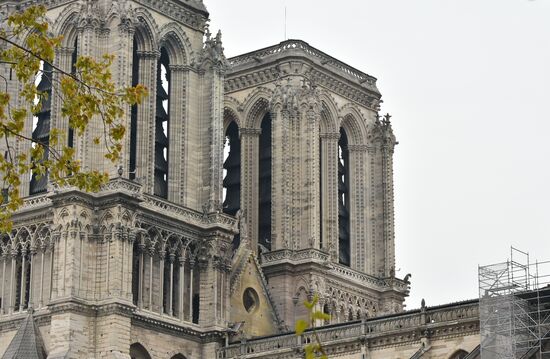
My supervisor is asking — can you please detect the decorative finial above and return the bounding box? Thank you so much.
[421,298,426,310]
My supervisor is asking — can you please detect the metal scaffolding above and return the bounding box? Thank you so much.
[479,247,550,359]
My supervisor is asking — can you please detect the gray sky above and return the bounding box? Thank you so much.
[207,0,550,310]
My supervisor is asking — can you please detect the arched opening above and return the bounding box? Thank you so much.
[170,355,187,359]
[154,47,170,198]
[129,36,139,180]
[130,343,151,359]
[162,249,181,317]
[30,60,53,195]
[323,303,331,325]
[449,350,469,359]
[14,248,31,311]
[68,36,78,148]
[131,241,141,305]
[223,120,241,249]
[258,113,272,251]
[338,128,350,266]
[223,121,241,216]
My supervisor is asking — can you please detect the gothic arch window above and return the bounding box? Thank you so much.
[154,48,170,198]
[130,343,151,359]
[132,235,200,323]
[29,60,53,195]
[223,121,241,216]
[338,128,351,266]
[258,113,272,251]
[449,350,468,359]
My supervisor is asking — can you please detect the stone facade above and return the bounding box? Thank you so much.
[0,0,482,358]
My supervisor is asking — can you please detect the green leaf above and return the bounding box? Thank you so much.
[304,294,319,310]
[295,319,309,336]
[312,311,331,321]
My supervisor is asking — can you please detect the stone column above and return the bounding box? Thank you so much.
[348,145,368,271]
[320,133,340,261]
[167,65,188,204]
[189,259,194,322]
[19,248,27,311]
[148,247,154,310]
[9,249,16,313]
[239,128,261,252]
[159,250,165,315]
[28,247,36,308]
[135,51,159,193]
[137,242,145,309]
[381,141,396,277]
[48,238,56,301]
[0,251,6,314]
[168,252,175,316]
[51,47,75,150]
[178,254,185,321]
[303,101,321,249]
[39,244,45,308]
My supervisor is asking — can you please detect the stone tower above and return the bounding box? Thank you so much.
[223,41,408,330]
[0,0,410,358]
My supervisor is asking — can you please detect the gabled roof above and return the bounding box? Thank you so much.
[2,312,47,359]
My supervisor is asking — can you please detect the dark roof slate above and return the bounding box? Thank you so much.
[2,312,47,359]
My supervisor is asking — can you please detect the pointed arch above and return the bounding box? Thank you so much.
[158,23,192,65]
[130,343,151,359]
[223,97,243,131]
[242,87,274,129]
[52,3,82,47]
[133,8,160,52]
[319,93,339,134]
[448,350,469,359]
[340,113,366,146]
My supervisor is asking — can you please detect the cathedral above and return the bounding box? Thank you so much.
[0,0,490,358]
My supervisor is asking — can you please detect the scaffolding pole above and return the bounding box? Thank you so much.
[479,247,550,359]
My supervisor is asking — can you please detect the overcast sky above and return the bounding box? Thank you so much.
[207,0,550,310]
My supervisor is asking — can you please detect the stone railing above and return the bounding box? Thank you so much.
[141,195,237,231]
[217,300,479,358]
[17,177,237,231]
[19,193,51,211]
[330,264,410,293]
[261,248,330,265]
[227,40,377,86]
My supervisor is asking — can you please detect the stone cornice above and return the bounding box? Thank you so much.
[225,40,382,110]
[132,312,226,343]
[133,0,208,31]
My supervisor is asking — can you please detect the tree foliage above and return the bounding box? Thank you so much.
[295,295,331,359]
[0,5,147,232]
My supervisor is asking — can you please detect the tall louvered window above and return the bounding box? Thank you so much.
[30,61,53,195]
[223,122,241,249]
[129,37,139,180]
[223,122,241,216]
[258,114,272,251]
[154,48,170,198]
[68,37,78,148]
[338,129,350,266]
